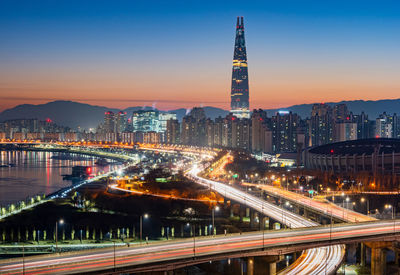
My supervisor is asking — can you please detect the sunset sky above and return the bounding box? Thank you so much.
[1,0,400,112]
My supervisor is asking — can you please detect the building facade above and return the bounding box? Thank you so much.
[230,16,250,119]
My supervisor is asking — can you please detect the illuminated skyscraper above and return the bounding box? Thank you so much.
[231,16,250,119]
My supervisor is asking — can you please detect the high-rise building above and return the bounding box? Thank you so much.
[104,111,115,133]
[181,108,206,146]
[231,118,251,150]
[251,109,269,153]
[333,104,349,122]
[230,17,250,119]
[309,104,334,146]
[166,119,180,144]
[131,110,160,132]
[271,111,300,153]
[353,112,371,139]
[376,112,393,138]
[334,122,357,142]
[159,113,177,132]
[115,111,127,133]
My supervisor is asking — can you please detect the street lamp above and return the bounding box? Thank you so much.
[385,204,394,219]
[345,197,350,209]
[140,214,149,245]
[212,206,220,236]
[361,197,369,216]
[55,219,64,253]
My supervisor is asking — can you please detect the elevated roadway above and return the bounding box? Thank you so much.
[1,220,400,274]
[250,184,376,223]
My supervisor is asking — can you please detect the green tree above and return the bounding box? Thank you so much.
[92,228,95,240]
[43,230,47,241]
[71,227,75,240]
[86,226,89,239]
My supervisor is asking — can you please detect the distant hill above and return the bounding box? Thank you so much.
[0,101,229,129]
[1,99,400,129]
[264,99,400,118]
[0,101,120,129]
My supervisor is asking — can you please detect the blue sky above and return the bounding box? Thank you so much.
[1,0,400,111]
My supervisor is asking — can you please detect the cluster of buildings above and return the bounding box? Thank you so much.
[95,110,176,144]
[164,104,400,154]
[1,17,400,160]
[0,118,73,141]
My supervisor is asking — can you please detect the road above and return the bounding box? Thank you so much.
[250,184,376,223]
[187,165,345,275]
[2,220,400,274]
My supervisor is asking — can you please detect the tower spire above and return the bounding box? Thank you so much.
[230,17,250,119]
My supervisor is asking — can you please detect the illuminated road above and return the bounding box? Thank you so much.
[250,184,376,223]
[0,143,350,274]
[188,165,345,275]
[2,220,400,274]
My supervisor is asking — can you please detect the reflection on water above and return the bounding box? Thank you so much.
[0,150,121,206]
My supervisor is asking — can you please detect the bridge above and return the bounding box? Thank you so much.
[0,142,394,274]
[1,220,399,274]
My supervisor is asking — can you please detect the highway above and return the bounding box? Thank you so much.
[0,143,358,274]
[250,184,376,223]
[2,220,400,274]
[187,164,345,275]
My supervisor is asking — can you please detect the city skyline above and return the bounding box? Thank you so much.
[1,1,400,112]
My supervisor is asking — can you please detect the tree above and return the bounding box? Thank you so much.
[92,228,95,240]
[86,226,89,239]
[71,227,75,240]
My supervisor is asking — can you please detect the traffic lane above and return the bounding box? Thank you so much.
[1,221,398,274]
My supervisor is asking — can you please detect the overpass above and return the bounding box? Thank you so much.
[249,184,376,223]
[0,143,382,274]
[1,220,399,275]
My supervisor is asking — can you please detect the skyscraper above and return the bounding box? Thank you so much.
[230,17,250,119]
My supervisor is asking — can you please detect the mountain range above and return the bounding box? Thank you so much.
[1,99,400,129]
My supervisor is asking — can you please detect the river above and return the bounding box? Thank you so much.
[0,150,120,206]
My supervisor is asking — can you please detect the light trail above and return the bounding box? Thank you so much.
[251,184,376,223]
[187,162,344,275]
[1,220,399,274]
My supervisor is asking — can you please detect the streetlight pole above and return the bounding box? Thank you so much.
[22,244,25,275]
[113,240,116,272]
[361,198,369,216]
[262,202,265,249]
[212,206,219,236]
[140,214,149,245]
[192,224,196,258]
[55,219,64,253]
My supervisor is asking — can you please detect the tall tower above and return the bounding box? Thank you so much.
[230,16,250,119]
